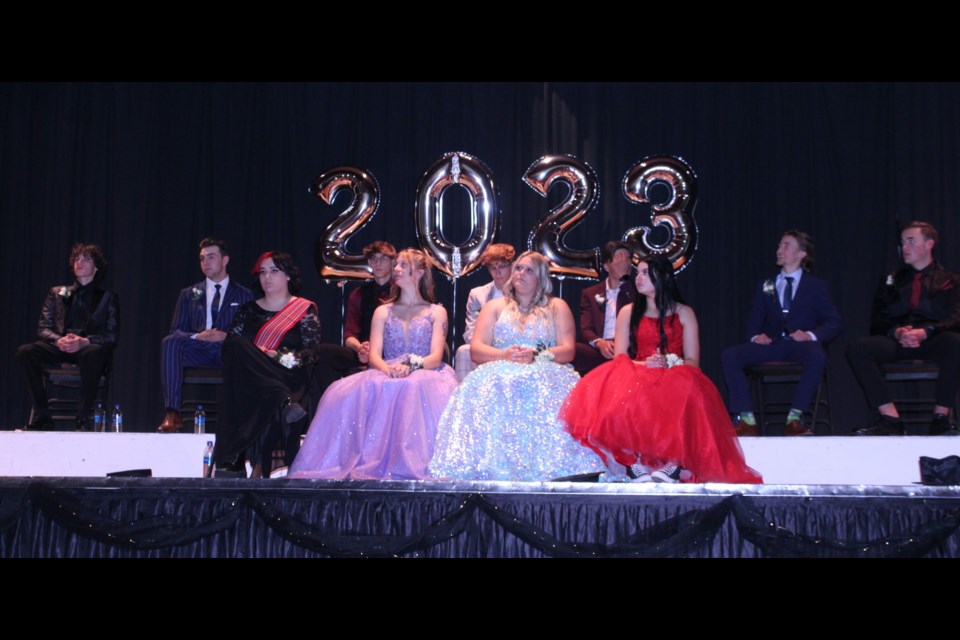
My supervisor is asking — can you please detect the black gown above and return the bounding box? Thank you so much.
[214,300,328,473]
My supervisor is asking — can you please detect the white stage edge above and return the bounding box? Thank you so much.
[0,432,215,478]
[1,431,958,484]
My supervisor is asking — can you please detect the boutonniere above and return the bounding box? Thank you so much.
[594,293,606,306]
[885,274,895,287]
[58,286,72,299]
[275,348,301,369]
[762,279,776,296]
[191,287,203,300]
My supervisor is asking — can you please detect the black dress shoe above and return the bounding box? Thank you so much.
[929,414,958,436]
[75,417,90,432]
[853,415,905,436]
[214,455,247,478]
[24,416,54,431]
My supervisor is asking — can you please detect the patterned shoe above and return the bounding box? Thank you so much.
[652,463,683,483]
[628,462,653,483]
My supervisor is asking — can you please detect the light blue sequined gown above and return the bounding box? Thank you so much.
[430,305,603,481]
[290,304,458,480]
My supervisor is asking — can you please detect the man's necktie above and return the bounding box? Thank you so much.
[782,276,794,313]
[909,272,923,309]
[210,284,222,327]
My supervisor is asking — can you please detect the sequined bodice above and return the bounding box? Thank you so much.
[493,305,557,349]
[383,304,436,360]
[634,314,684,360]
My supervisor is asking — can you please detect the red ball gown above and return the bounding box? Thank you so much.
[560,314,762,484]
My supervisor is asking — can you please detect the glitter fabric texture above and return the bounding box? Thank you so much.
[290,304,458,480]
[430,306,603,481]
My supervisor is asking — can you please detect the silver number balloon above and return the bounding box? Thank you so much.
[523,154,600,280]
[311,166,380,280]
[414,151,500,279]
[621,155,699,273]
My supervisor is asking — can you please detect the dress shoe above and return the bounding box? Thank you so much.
[214,454,247,478]
[853,415,905,436]
[158,409,183,433]
[24,415,54,431]
[281,398,306,424]
[733,416,760,437]
[75,416,90,432]
[784,419,813,436]
[929,414,960,436]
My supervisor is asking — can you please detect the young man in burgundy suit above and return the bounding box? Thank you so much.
[573,241,636,376]
[721,231,842,436]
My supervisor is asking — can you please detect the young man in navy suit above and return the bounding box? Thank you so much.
[721,231,842,436]
[157,238,253,432]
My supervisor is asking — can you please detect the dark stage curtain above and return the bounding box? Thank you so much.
[2,479,960,558]
[3,82,960,431]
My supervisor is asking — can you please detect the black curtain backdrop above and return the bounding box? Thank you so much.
[2,82,959,432]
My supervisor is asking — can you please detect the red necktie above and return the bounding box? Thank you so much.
[909,272,923,309]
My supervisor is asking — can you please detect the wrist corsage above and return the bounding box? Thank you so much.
[275,348,301,369]
[534,342,556,363]
[406,354,425,372]
[664,353,684,368]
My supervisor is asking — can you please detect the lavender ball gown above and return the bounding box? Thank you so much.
[289,304,458,480]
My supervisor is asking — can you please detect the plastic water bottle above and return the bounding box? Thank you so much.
[194,405,206,434]
[93,402,106,433]
[203,441,214,478]
[110,403,123,433]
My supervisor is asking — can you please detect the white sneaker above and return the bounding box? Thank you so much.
[628,462,653,483]
[652,463,683,483]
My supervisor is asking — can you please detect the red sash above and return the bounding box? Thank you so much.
[254,297,315,351]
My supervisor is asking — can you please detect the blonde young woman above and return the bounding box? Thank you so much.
[430,251,602,481]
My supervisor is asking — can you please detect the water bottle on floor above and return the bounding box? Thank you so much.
[194,405,206,434]
[110,403,123,433]
[93,402,106,432]
[203,441,214,478]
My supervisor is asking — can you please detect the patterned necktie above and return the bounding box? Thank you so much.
[782,276,794,313]
[909,272,923,309]
[210,284,222,327]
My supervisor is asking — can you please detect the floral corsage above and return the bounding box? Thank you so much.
[405,354,425,372]
[762,279,776,296]
[885,274,895,287]
[664,353,684,368]
[275,348,301,369]
[534,342,556,363]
